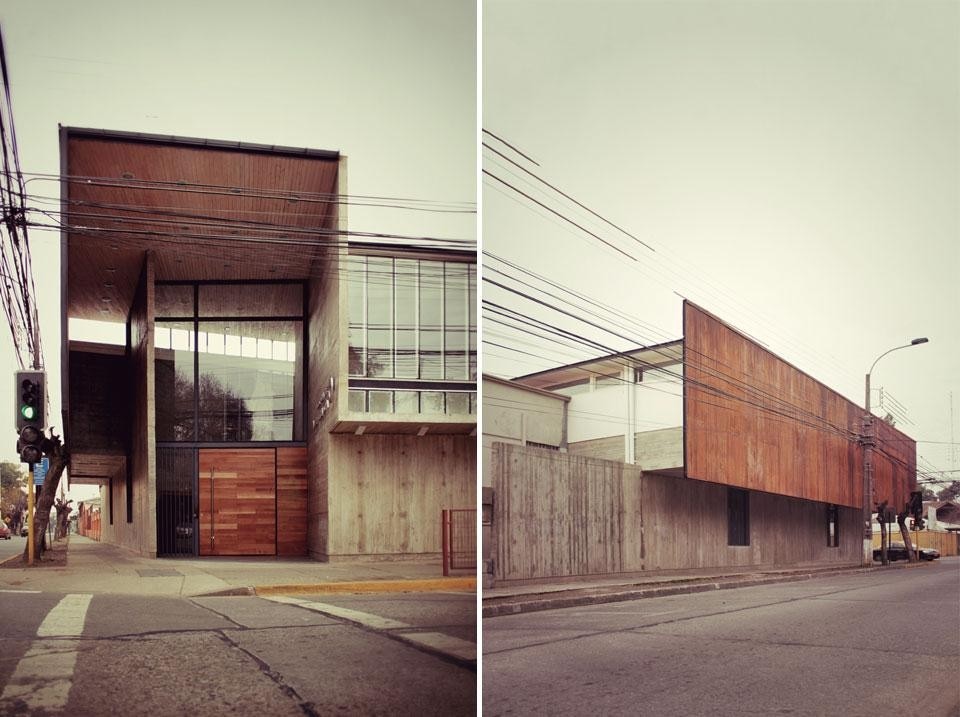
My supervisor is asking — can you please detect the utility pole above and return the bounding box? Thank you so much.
[863,338,929,566]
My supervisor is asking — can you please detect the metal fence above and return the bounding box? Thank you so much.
[442,508,476,576]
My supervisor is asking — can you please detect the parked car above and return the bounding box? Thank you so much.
[873,542,940,562]
[0,524,10,539]
[19,525,28,537]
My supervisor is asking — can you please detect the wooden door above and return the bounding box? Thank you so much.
[198,448,276,556]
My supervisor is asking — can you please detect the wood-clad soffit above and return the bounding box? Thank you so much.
[63,130,340,322]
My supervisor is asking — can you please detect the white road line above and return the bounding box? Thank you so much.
[0,589,42,594]
[394,631,477,662]
[0,593,93,713]
[263,596,476,662]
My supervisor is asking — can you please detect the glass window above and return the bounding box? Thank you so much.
[420,329,442,379]
[727,488,750,546]
[445,329,468,380]
[197,320,302,441]
[395,391,418,414]
[199,283,302,317]
[348,390,366,413]
[419,263,443,331]
[366,257,393,330]
[421,391,445,414]
[369,390,393,413]
[444,263,467,329]
[446,392,469,415]
[154,321,195,441]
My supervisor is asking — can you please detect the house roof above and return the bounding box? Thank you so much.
[513,339,683,390]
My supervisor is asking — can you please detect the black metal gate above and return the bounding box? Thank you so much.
[157,446,198,556]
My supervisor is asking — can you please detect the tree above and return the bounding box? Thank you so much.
[921,486,937,501]
[0,461,27,526]
[21,431,68,562]
[936,481,960,502]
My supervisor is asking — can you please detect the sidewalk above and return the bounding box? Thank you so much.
[482,559,937,617]
[0,535,476,598]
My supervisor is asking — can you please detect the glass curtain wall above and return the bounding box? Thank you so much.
[347,254,476,415]
[155,283,304,442]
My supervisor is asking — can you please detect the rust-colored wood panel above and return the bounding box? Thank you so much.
[198,448,276,556]
[684,302,914,510]
[65,133,339,323]
[277,447,308,556]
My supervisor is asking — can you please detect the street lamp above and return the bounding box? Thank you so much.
[862,337,929,566]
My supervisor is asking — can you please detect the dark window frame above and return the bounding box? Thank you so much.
[154,280,307,444]
[727,487,750,546]
[827,504,840,547]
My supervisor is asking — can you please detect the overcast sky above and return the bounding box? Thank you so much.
[0,0,476,498]
[483,0,959,486]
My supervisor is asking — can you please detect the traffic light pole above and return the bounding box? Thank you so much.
[27,464,34,566]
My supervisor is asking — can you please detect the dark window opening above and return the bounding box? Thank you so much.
[727,487,750,546]
[827,504,839,547]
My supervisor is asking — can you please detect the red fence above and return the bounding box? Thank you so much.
[442,508,476,576]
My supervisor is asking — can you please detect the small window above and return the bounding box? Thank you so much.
[827,504,839,547]
[727,488,750,546]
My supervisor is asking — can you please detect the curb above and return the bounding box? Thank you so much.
[482,564,929,618]
[197,577,476,598]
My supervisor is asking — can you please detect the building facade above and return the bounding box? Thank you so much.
[62,128,476,559]
[484,301,917,584]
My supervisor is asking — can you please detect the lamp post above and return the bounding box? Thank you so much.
[862,337,928,565]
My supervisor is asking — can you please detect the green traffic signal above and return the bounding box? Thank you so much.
[20,404,37,420]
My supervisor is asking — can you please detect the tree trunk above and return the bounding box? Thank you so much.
[896,510,916,563]
[22,437,68,562]
[878,503,888,566]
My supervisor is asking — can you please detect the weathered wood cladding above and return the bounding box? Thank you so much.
[872,417,916,511]
[492,443,861,583]
[277,447,308,556]
[683,302,916,510]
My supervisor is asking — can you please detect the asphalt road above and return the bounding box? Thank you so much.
[0,534,25,561]
[483,559,960,716]
[0,588,475,716]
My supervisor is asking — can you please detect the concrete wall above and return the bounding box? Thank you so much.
[491,443,861,583]
[481,375,567,487]
[327,433,475,559]
[306,245,343,560]
[564,366,682,445]
[101,252,156,556]
[568,427,683,471]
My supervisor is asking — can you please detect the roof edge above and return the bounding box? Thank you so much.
[60,125,340,160]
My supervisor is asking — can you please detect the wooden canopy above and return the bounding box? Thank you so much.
[62,128,341,322]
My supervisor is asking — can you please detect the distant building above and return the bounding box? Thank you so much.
[61,128,476,559]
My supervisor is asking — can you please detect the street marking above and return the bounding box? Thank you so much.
[0,593,92,713]
[263,596,476,663]
[395,631,477,662]
[0,589,42,594]
[264,596,407,629]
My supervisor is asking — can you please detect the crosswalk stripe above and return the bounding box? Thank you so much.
[0,593,93,712]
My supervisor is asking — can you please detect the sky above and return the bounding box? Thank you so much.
[0,0,477,499]
[483,0,959,488]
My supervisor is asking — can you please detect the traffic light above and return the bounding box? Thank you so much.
[14,370,45,464]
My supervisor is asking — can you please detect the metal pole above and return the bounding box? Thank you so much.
[27,464,34,566]
[862,373,873,566]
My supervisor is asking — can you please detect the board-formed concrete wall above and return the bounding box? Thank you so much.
[327,433,475,559]
[492,442,860,583]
